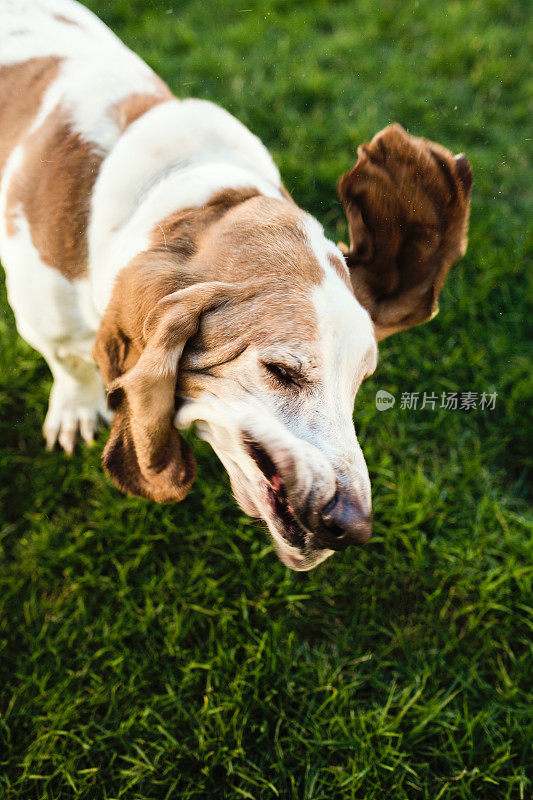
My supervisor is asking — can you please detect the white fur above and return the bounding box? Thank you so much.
[305,218,377,510]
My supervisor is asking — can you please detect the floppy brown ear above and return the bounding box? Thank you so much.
[93,278,244,503]
[338,123,472,340]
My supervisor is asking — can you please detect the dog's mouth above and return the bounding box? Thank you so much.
[243,437,308,550]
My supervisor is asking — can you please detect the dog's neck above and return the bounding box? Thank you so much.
[88,97,284,314]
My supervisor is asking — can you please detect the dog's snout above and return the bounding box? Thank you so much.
[316,491,372,549]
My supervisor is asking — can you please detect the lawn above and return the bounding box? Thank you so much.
[0,0,531,798]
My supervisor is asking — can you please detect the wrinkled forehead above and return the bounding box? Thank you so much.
[192,198,376,369]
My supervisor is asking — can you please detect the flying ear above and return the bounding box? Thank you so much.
[93,278,246,503]
[338,124,473,340]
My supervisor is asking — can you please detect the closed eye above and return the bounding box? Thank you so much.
[263,362,303,389]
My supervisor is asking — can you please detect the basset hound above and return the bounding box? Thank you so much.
[0,0,472,570]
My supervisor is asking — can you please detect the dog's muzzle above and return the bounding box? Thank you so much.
[244,436,372,553]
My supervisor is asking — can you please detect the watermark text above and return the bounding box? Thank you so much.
[375,390,498,411]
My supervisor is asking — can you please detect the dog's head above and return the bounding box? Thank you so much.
[93,125,472,570]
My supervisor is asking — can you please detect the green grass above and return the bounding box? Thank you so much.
[0,0,531,797]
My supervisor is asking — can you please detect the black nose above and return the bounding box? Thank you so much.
[316,492,372,550]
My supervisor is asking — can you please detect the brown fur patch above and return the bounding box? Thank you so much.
[151,190,324,288]
[103,369,197,504]
[101,192,323,377]
[112,89,173,132]
[93,251,185,386]
[0,57,61,177]
[93,260,201,503]
[4,108,103,279]
[200,194,324,286]
[150,193,324,368]
[151,187,262,259]
[337,123,472,338]
[171,196,324,377]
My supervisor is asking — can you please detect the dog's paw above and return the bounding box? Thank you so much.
[44,379,111,455]
[44,404,110,454]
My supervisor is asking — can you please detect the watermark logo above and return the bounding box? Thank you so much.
[376,390,396,411]
[374,389,498,412]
